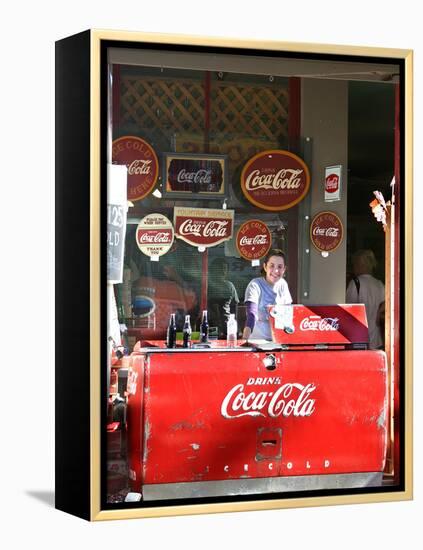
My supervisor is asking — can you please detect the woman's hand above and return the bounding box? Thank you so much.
[242,326,251,341]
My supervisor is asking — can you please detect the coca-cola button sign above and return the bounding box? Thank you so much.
[174,207,234,248]
[241,149,310,211]
[324,165,342,202]
[112,136,159,202]
[136,213,174,257]
[236,220,271,261]
[310,211,344,253]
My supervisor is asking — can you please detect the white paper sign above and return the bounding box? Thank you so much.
[107,164,128,284]
[270,304,294,330]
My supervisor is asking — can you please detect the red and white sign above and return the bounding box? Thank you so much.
[136,213,174,257]
[310,211,344,253]
[174,207,234,248]
[241,149,310,211]
[324,165,342,202]
[112,136,159,202]
[236,220,272,261]
[268,304,369,346]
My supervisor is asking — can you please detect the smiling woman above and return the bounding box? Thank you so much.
[242,248,292,341]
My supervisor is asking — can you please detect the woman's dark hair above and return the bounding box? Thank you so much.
[260,249,287,275]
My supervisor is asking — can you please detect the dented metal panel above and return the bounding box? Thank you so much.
[126,347,388,494]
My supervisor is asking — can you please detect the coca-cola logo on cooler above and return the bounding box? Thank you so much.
[221,377,316,419]
[112,136,159,202]
[241,149,310,211]
[136,213,174,257]
[310,211,344,253]
[174,207,234,248]
[299,316,339,331]
[236,220,271,261]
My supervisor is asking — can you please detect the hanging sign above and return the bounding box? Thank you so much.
[112,136,159,202]
[310,211,344,253]
[236,220,272,261]
[136,213,174,258]
[107,164,127,284]
[174,207,234,248]
[163,153,227,199]
[324,165,342,202]
[240,149,310,211]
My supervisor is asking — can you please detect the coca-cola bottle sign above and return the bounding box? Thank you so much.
[241,149,310,211]
[236,220,271,261]
[136,213,174,257]
[310,211,344,253]
[112,136,159,202]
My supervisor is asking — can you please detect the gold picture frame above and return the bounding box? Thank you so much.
[55,29,413,521]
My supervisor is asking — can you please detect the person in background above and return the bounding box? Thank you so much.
[346,249,385,349]
[208,257,239,338]
[242,249,292,341]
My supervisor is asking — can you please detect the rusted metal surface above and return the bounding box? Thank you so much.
[126,346,388,493]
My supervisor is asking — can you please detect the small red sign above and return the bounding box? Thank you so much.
[241,149,310,211]
[174,207,234,248]
[325,174,339,193]
[136,213,174,257]
[112,136,159,202]
[310,211,344,253]
[236,220,272,261]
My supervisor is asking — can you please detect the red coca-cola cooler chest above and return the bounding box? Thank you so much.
[125,304,387,500]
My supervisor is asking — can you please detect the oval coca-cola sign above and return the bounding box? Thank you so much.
[236,220,271,261]
[310,211,344,253]
[112,136,159,202]
[241,149,310,211]
[136,213,174,257]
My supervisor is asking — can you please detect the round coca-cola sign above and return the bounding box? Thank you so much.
[136,213,174,257]
[310,211,344,253]
[325,173,339,194]
[240,149,310,211]
[236,220,271,261]
[112,136,159,202]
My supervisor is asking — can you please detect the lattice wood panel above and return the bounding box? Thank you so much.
[211,83,288,140]
[120,76,289,142]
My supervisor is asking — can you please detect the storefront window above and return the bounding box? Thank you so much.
[104,43,403,507]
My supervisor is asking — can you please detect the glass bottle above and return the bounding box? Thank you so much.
[200,310,209,343]
[182,314,192,348]
[166,313,177,348]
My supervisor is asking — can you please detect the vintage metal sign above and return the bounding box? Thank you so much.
[310,211,344,253]
[236,220,272,261]
[174,207,234,248]
[324,165,342,202]
[241,149,310,211]
[135,213,174,257]
[163,153,227,199]
[112,136,159,202]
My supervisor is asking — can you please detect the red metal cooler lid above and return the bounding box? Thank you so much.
[267,304,369,346]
